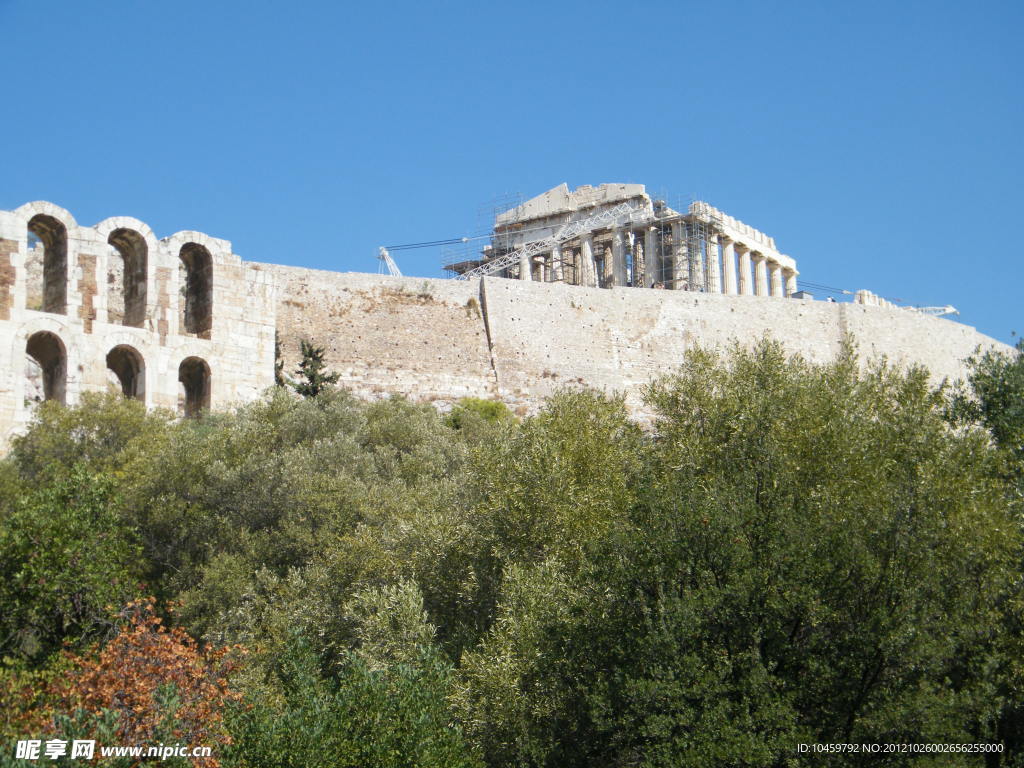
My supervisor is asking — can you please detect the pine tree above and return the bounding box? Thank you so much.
[274,331,286,387]
[291,339,339,398]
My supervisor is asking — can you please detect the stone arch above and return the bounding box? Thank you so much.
[107,229,148,327]
[25,331,67,404]
[178,243,213,338]
[106,344,145,400]
[178,356,210,417]
[26,214,68,314]
[15,201,78,227]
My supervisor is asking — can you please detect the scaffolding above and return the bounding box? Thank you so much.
[437,192,526,278]
[446,189,734,294]
[685,201,724,293]
[454,201,649,281]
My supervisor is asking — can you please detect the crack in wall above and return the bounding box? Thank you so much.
[477,277,502,397]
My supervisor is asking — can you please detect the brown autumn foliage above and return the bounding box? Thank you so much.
[47,598,242,767]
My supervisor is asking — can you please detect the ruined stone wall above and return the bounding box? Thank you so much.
[0,202,277,448]
[0,239,16,321]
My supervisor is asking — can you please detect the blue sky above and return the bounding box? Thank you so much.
[2,0,1021,342]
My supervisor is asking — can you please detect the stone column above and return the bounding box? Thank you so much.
[769,261,783,297]
[519,250,530,281]
[579,234,596,287]
[612,228,626,287]
[737,245,752,296]
[753,253,769,296]
[601,243,614,288]
[688,226,705,291]
[706,234,721,293]
[784,268,798,297]
[644,227,658,287]
[721,237,736,295]
[671,222,687,290]
[8,239,24,312]
[64,236,84,325]
[551,244,564,283]
[634,236,643,286]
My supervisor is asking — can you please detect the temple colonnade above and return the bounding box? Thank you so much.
[515,222,799,298]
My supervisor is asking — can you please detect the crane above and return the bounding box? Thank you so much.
[377,246,402,277]
[454,201,649,280]
[907,305,959,317]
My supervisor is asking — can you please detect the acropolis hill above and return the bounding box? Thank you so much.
[0,185,1011,443]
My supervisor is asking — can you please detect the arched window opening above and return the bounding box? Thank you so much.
[26,215,68,314]
[178,357,210,418]
[107,229,147,327]
[105,345,145,400]
[178,244,213,338]
[25,331,67,405]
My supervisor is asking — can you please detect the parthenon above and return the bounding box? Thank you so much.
[444,183,800,298]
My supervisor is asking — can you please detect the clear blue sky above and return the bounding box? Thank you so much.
[2,0,1020,343]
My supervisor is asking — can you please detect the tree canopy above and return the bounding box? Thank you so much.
[2,340,1022,767]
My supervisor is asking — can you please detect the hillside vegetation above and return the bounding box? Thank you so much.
[2,339,1023,767]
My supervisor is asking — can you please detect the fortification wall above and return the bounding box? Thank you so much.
[479,278,1008,414]
[268,270,1012,417]
[259,266,497,406]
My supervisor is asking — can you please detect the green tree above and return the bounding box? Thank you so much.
[455,342,1021,766]
[3,341,1020,767]
[9,392,169,482]
[952,338,1024,758]
[274,331,286,388]
[224,632,481,768]
[121,386,373,606]
[955,338,1024,460]
[446,397,512,429]
[0,467,145,665]
[291,339,340,399]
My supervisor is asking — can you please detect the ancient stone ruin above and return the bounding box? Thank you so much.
[0,201,276,443]
[0,188,1011,446]
[444,183,798,297]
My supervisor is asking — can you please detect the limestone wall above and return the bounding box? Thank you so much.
[259,266,497,406]
[0,202,276,447]
[267,270,1011,418]
[478,278,1009,415]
